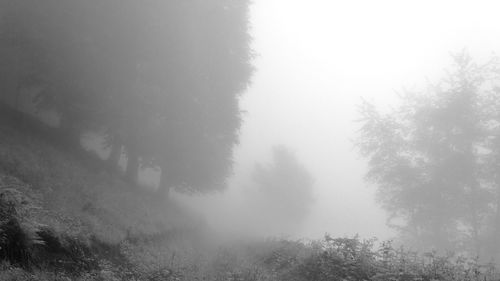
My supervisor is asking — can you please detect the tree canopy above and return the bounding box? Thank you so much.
[0,0,253,195]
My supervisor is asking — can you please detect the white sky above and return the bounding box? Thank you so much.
[177,0,500,240]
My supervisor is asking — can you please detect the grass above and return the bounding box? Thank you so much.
[0,108,207,279]
[0,111,202,240]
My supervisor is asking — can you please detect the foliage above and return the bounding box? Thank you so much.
[0,184,45,267]
[169,235,500,281]
[1,163,499,281]
[0,0,254,193]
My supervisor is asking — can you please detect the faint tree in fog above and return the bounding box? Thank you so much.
[250,146,314,234]
[480,75,500,259]
[357,52,500,256]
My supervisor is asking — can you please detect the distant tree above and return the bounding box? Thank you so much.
[357,52,500,255]
[249,146,315,234]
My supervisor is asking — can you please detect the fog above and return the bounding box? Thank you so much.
[173,0,500,241]
[4,0,500,264]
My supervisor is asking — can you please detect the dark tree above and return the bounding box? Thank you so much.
[135,0,253,195]
[0,0,253,191]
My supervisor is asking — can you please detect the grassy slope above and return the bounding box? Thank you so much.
[0,108,208,278]
[0,112,202,238]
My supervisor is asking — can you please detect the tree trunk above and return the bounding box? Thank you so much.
[107,135,122,172]
[125,146,139,185]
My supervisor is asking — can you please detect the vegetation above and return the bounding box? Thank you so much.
[357,52,500,258]
[0,111,498,280]
[1,0,500,280]
[0,107,207,279]
[0,0,253,195]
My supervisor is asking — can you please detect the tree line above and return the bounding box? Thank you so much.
[0,0,253,197]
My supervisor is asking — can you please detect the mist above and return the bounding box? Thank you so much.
[3,0,500,279]
[176,0,500,242]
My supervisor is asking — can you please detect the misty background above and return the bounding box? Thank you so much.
[173,0,500,240]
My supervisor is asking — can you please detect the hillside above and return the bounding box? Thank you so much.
[1,106,500,281]
[0,106,210,280]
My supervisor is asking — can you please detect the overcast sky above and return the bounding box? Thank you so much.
[177,0,500,240]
